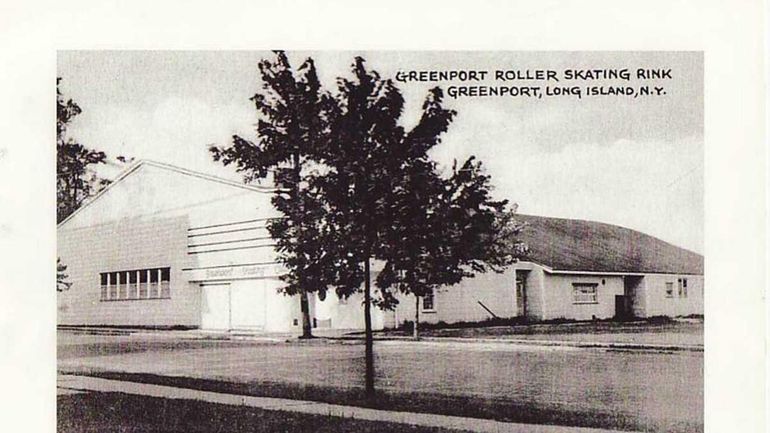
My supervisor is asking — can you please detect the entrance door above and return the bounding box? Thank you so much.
[515,278,526,316]
[201,283,231,330]
[614,295,627,319]
[230,280,266,330]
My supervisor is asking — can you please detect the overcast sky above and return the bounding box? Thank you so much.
[58,51,703,253]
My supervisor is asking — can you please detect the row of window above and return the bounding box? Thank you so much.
[100,267,171,301]
[572,278,690,305]
[665,278,688,298]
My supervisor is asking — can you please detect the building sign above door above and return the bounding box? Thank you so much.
[184,264,284,282]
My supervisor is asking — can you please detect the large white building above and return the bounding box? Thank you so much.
[57,160,703,332]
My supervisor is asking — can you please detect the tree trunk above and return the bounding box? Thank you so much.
[299,292,313,339]
[363,257,375,395]
[413,295,420,339]
[293,151,313,339]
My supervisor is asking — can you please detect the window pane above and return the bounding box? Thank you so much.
[128,271,138,299]
[119,271,128,299]
[422,291,434,310]
[149,269,159,298]
[573,284,598,303]
[161,267,170,282]
[100,273,108,300]
[109,272,118,299]
[665,282,674,297]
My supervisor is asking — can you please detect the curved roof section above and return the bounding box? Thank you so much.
[516,214,703,275]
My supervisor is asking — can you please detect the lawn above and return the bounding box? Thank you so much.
[58,390,472,433]
[58,330,703,433]
[376,317,704,346]
[69,371,701,433]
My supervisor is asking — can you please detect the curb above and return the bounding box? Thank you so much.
[419,337,704,352]
[330,335,703,352]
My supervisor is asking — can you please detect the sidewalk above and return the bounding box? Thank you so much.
[58,374,639,433]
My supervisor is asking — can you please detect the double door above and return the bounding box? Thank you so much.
[200,280,267,330]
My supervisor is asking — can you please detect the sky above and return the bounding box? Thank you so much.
[57,51,703,253]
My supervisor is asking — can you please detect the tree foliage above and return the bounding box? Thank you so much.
[318,58,527,308]
[57,78,108,223]
[313,57,528,389]
[57,258,71,292]
[210,52,336,337]
[212,54,527,391]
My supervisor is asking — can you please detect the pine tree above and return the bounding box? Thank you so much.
[57,78,108,224]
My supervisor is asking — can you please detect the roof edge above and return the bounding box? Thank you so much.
[57,159,274,229]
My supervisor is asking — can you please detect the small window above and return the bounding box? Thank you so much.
[139,269,148,298]
[109,272,118,300]
[160,268,171,298]
[679,278,688,298]
[100,273,108,300]
[573,283,598,304]
[149,268,159,298]
[422,290,435,311]
[119,271,129,299]
[128,270,138,299]
[665,282,674,298]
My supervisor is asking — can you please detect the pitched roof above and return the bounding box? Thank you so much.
[515,214,703,275]
[58,160,273,228]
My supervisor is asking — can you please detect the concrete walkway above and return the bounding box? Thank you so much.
[58,374,639,433]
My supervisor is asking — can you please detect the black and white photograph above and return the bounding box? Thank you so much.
[53,50,707,433]
[1,3,766,433]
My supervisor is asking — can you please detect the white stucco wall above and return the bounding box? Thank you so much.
[314,291,386,330]
[387,267,524,327]
[62,163,277,230]
[57,215,197,327]
[57,162,285,329]
[539,274,625,321]
[637,274,704,317]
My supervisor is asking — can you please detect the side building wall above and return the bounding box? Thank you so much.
[57,215,197,327]
[539,273,625,321]
[392,268,520,327]
[637,273,704,317]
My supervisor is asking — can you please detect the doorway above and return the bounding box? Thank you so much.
[515,273,527,317]
[201,283,231,330]
[614,295,628,319]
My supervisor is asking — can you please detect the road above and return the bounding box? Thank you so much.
[58,332,702,431]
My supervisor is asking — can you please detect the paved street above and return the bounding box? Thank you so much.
[58,332,702,432]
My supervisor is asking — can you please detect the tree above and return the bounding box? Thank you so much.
[379,157,529,338]
[210,52,335,339]
[317,58,528,394]
[57,258,71,292]
[57,78,108,223]
[312,57,412,394]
